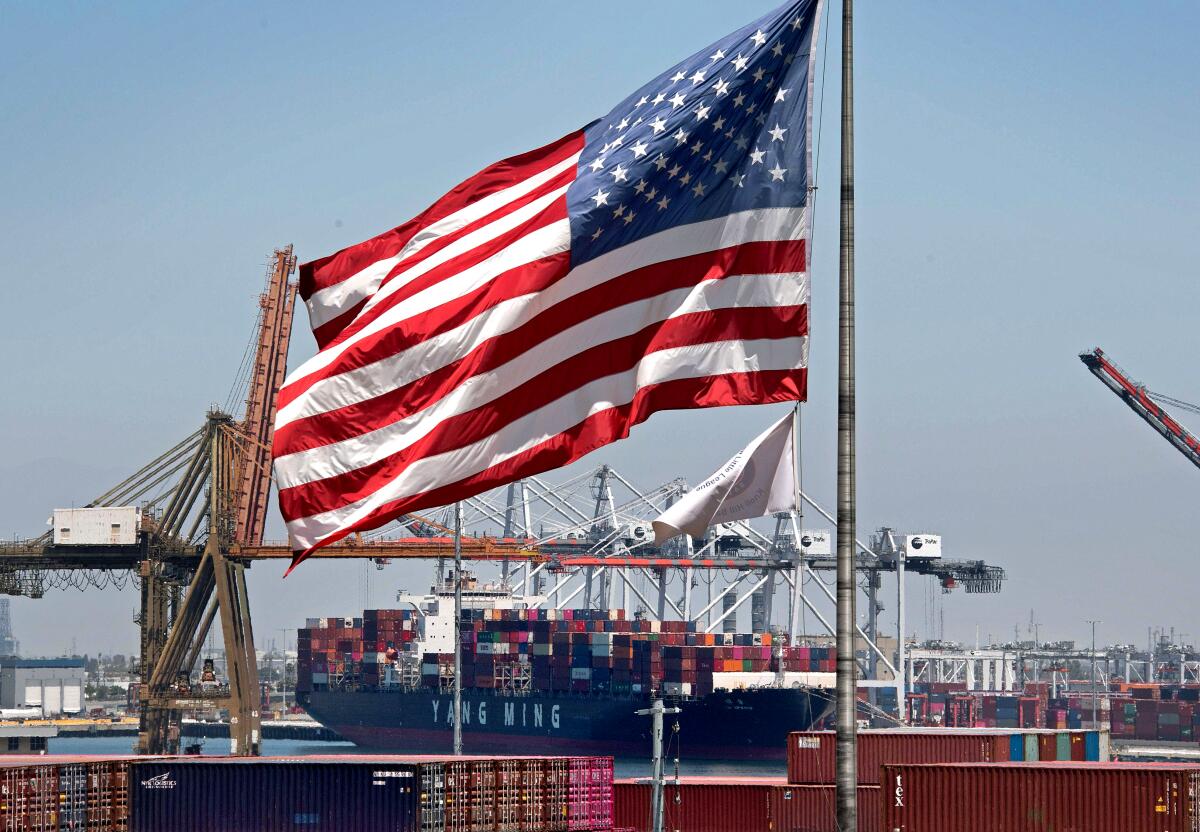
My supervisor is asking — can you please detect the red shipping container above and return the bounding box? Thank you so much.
[787,730,1011,786]
[882,762,1200,832]
[613,779,769,832]
[568,757,613,832]
[613,779,880,832]
[769,784,880,832]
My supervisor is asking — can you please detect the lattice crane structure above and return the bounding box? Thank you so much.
[1080,347,1200,471]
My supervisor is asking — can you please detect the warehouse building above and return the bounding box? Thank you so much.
[0,658,86,715]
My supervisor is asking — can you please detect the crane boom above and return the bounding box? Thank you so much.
[233,247,298,546]
[1079,347,1200,471]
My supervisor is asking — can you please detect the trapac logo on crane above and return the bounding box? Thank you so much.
[903,534,942,559]
[798,530,832,555]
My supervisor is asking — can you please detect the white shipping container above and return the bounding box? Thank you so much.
[52,506,139,546]
[476,642,512,655]
[713,671,836,690]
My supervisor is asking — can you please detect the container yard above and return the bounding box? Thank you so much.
[0,753,615,832]
[129,755,615,832]
[12,733,1200,831]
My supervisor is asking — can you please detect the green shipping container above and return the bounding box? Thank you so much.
[1024,734,1039,762]
[1056,733,1071,761]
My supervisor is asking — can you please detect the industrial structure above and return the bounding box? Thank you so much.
[1080,347,1200,470]
[0,245,1008,755]
[0,600,18,657]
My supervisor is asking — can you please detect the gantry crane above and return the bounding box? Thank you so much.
[1080,347,1200,471]
[137,246,299,755]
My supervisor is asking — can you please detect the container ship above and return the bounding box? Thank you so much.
[296,576,834,759]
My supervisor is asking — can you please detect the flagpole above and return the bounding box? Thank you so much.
[789,404,803,642]
[835,0,858,827]
[453,500,463,755]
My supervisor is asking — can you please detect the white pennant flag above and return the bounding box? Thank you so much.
[652,411,797,545]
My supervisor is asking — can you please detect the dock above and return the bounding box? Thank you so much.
[0,717,341,742]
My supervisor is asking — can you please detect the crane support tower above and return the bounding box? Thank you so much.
[1080,347,1200,471]
[137,248,298,755]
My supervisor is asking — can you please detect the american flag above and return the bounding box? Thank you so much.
[275,0,821,565]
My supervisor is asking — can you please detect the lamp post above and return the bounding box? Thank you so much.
[1086,619,1102,729]
[278,628,290,710]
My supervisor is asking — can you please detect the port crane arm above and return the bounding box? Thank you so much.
[1079,347,1200,471]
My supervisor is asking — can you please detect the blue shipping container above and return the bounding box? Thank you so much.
[1009,734,1025,761]
[130,759,422,832]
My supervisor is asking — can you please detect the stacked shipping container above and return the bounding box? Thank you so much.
[786,728,1109,785]
[300,607,833,698]
[905,686,1044,729]
[1109,688,1200,742]
[0,756,129,831]
[449,609,781,698]
[362,608,420,688]
[296,617,365,693]
[906,680,1200,742]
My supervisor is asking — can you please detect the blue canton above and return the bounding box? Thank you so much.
[567,0,821,267]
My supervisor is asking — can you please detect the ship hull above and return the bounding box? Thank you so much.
[301,686,831,760]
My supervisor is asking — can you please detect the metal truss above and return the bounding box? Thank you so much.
[354,463,1006,718]
[906,649,1022,692]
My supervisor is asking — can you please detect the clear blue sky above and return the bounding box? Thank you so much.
[1,1,1197,656]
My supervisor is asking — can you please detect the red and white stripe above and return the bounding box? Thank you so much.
[277,131,809,564]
